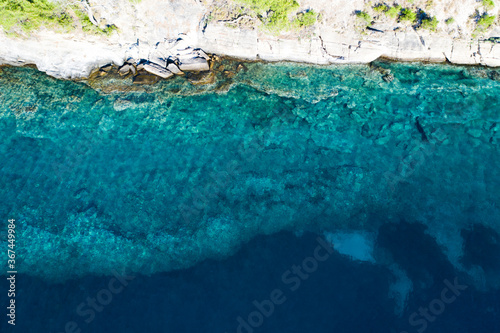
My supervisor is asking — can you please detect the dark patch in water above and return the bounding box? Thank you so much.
[415,117,428,142]
[461,224,500,274]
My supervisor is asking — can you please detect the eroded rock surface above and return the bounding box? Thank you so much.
[0,0,499,79]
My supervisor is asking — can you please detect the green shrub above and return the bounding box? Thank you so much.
[0,0,73,32]
[0,0,116,35]
[386,5,401,19]
[236,0,300,32]
[420,16,438,31]
[483,0,495,10]
[445,17,455,25]
[356,10,372,24]
[400,8,417,22]
[373,4,388,12]
[293,10,317,28]
[103,24,118,35]
[73,7,104,35]
[477,14,496,30]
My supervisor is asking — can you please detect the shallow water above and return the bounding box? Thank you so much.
[0,62,499,332]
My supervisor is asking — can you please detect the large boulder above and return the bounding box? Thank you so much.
[143,63,174,79]
[178,56,209,72]
[118,64,133,76]
[149,55,168,68]
[167,62,184,75]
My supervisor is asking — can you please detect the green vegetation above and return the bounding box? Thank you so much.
[235,0,318,32]
[0,0,118,35]
[72,7,117,35]
[483,0,495,10]
[103,24,118,35]
[386,5,401,19]
[445,17,455,25]
[400,8,417,23]
[236,0,302,32]
[420,16,438,31]
[293,10,317,28]
[372,4,438,30]
[0,0,73,32]
[373,4,388,12]
[477,13,496,30]
[356,10,372,24]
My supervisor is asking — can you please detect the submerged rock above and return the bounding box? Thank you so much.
[113,99,134,111]
[236,63,247,72]
[118,64,133,76]
[489,71,500,81]
[187,71,216,85]
[222,70,236,78]
[382,73,394,83]
[132,74,160,84]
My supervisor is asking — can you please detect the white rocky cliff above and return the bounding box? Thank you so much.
[0,0,499,79]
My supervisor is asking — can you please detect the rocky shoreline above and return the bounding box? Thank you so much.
[0,0,499,81]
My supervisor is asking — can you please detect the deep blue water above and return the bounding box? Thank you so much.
[2,229,500,333]
[0,62,499,332]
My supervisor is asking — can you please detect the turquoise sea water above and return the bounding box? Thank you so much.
[0,62,499,332]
